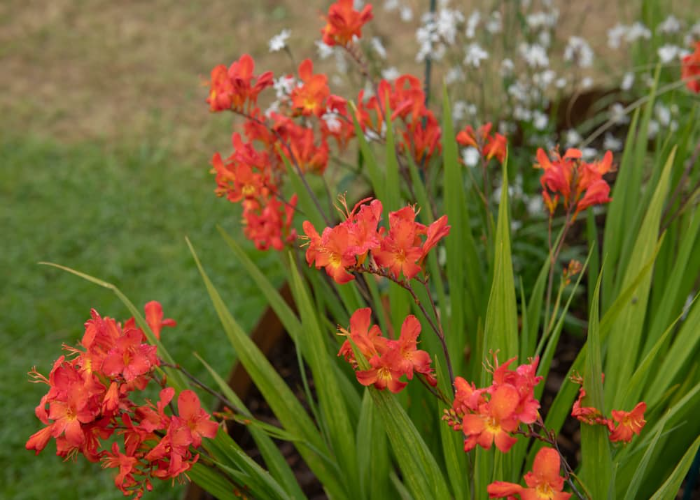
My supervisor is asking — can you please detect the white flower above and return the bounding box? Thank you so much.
[322,111,342,133]
[273,75,296,99]
[555,77,567,89]
[354,0,365,9]
[437,9,464,44]
[658,44,680,63]
[462,147,480,167]
[453,101,477,121]
[657,15,681,34]
[315,40,335,59]
[608,23,627,49]
[486,11,502,34]
[686,22,700,46]
[538,31,552,48]
[534,69,556,89]
[335,50,348,73]
[564,36,594,68]
[581,147,598,160]
[384,0,399,11]
[269,29,291,52]
[381,67,400,81]
[371,37,387,59]
[526,195,544,216]
[581,77,593,89]
[565,129,582,147]
[603,133,622,151]
[533,110,548,130]
[445,66,465,85]
[621,72,635,91]
[647,119,659,139]
[519,43,549,68]
[400,6,413,21]
[465,10,481,38]
[500,58,514,77]
[610,103,629,124]
[626,22,651,43]
[655,103,671,126]
[464,43,489,68]
[526,10,558,30]
[513,106,532,121]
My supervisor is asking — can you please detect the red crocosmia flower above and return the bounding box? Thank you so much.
[355,350,408,394]
[608,402,646,443]
[102,442,140,496]
[101,328,159,382]
[178,390,219,448]
[291,59,330,117]
[457,122,508,164]
[388,315,436,383]
[320,95,355,151]
[206,54,273,112]
[144,301,176,340]
[403,111,442,164]
[421,215,451,262]
[26,426,53,455]
[374,206,426,280]
[462,384,520,453]
[681,41,700,93]
[488,447,572,499]
[242,195,298,251]
[452,377,487,415]
[303,222,357,284]
[321,0,373,47]
[571,385,609,426]
[534,147,613,218]
[338,308,388,364]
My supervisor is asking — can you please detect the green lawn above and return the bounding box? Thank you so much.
[0,135,283,499]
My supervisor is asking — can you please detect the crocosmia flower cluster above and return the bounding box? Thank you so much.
[488,447,572,500]
[570,374,646,444]
[338,308,436,393]
[321,0,373,47]
[534,147,614,218]
[302,197,450,284]
[443,355,543,453]
[26,304,218,498]
[357,75,442,164]
[681,41,700,93]
[456,122,508,164]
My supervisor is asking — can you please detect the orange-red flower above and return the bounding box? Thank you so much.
[144,301,176,340]
[608,402,646,443]
[488,447,572,499]
[681,41,700,93]
[462,384,520,453]
[339,309,435,393]
[291,59,330,117]
[321,0,373,47]
[534,147,613,218]
[206,55,273,112]
[456,123,508,164]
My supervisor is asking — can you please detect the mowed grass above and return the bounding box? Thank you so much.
[0,135,283,499]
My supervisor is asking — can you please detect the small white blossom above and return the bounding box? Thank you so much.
[621,72,635,91]
[315,40,335,59]
[486,11,502,34]
[657,15,681,34]
[353,0,365,9]
[500,58,514,77]
[526,10,558,30]
[462,147,480,167]
[564,36,594,68]
[322,111,342,133]
[465,10,481,38]
[384,0,399,11]
[526,195,544,216]
[647,119,659,139]
[603,133,622,151]
[581,147,598,160]
[269,29,291,52]
[381,67,400,81]
[273,75,296,99]
[513,106,532,122]
[508,81,528,102]
[519,43,549,68]
[608,23,627,49]
[610,103,629,124]
[437,9,464,44]
[626,22,652,43]
[581,77,593,89]
[686,22,700,46]
[445,66,465,85]
[565,129,582,147]
[331,75,344,87]
[371,37,387,59]
[464,43,489,68]
[534,69,556,89]
[453,101,477,121]
[555,77,567,89]
[655,103,671,126]
[533,110,548,130]
[335,50,348,73]
[537,31,552,48]
[658,44,681,63]
[400,6,413,22]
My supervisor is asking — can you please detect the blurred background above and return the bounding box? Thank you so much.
[1,0,698,499]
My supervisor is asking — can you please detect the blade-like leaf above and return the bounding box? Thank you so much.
[649,435,700,500]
